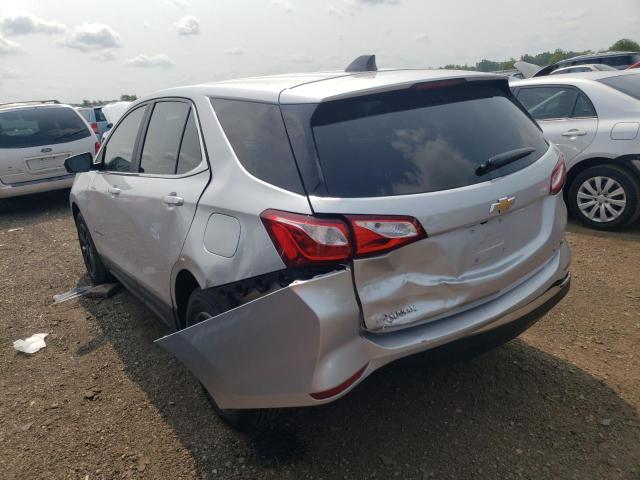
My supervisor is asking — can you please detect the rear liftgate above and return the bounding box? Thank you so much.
[155,270,370,409]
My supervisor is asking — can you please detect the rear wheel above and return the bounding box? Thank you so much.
[567,165,640,231]
[74,212,112,284]
[184,289,281,431]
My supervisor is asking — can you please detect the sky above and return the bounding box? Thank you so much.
[0,0,638,103]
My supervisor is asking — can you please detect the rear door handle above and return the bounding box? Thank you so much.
[108,187,121,195]
[163,193,184,206]
[561,129,587,137]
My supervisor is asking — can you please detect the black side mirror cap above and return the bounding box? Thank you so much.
[64,152,94,173]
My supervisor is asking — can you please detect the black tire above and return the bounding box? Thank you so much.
[185,289,282,431]
[567,164,640,231]
[74,212,113,284]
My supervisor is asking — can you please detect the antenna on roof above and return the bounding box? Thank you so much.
[345,55,377,72]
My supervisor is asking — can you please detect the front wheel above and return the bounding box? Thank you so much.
[184,289,281,431]
[567,164,640,231]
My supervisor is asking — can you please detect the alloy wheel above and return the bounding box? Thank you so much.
[576,176,627,223]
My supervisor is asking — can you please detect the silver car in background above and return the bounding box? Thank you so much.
[512,71,640,230]
[0,101,100,199]
[67,60,571,430]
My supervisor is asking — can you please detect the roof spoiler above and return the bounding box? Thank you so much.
[345,55,377,72]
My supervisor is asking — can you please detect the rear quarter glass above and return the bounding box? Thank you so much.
[210,98,305,195]
[0,106,91,149]
[282,81,549,198]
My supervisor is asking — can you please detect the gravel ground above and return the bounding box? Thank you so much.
[1,189,639,480]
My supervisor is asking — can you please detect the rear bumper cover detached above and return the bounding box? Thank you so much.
[156,242,571,410]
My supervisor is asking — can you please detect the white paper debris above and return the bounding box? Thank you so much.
[7,227,24,232]
[52,286,91,304]
[13,333,49,354]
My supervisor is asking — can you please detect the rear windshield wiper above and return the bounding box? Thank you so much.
[52,128,87,141]
[475,147,536,176]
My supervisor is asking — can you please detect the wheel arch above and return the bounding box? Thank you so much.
[173,268,204,330]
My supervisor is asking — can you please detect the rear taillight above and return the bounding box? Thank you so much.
[90,122,99,134]
[260,209,427,268]
[550,154,566,195]
[94,142,101,154]
[346,215,427,257]
[260,210,352,267]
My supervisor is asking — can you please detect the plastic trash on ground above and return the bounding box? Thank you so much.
[13,333,49,354]
[52,286,91,304]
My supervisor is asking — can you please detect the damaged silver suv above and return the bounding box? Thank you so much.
[66,56,571,430]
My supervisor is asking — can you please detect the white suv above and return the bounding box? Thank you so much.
[0,101,100,199]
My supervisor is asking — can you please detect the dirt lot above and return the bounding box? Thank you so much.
[1,189,639,480]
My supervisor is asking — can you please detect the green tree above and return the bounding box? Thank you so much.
[120,94,137,102]
[609,38,640,52]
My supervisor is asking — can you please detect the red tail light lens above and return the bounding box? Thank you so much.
[261,209,427,267]
[94,142,101,154]
[260,210,352,267]
[346,215,427,257]
[550,154,566,195]
[90,122,99,134]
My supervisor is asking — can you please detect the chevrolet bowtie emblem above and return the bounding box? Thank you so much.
[490,196,515,214]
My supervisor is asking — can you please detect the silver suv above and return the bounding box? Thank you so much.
[67,58,571,430]
[0,101,100,199]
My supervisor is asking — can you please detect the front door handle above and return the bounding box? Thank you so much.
[108,187,121,195]
[561,129,587,137]
[163,193,184,206]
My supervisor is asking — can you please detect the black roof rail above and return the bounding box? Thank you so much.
[0,100,60,108]
[345,55,377,72]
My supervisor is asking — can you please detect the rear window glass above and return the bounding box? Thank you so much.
[0,107,91,149]
[284,82,548,198]
[94,108,107,122]
[598,74,640,101]
[211,98,304,194]
[78,109,91,121]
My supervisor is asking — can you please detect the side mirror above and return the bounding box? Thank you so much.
[64,152,94,173]
[106,123,113,130]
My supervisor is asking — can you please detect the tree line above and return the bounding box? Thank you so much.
[78,94,137,107]
[442,38,640,72]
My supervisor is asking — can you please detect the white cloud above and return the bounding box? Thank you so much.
[0,13,66,36]
[124,53,174,68]
[59,23,121,51]
[289,53,314,63]
[174,15,200,35]
[359,0,400,4]
[271,0,293,13]
[0,35,24,55]
[90,50,117,62]
[223,47,244,56]
[415,32,430,42]
[165,0,191,8]
[0,68,21,79]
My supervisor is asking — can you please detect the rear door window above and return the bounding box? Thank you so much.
[283,81,548,198]
[572,93,597,117]
[102,106,146,172]
[139,101,190,175]
[0,107,91,149]
[517,87,578,120]
[211,98,305,194]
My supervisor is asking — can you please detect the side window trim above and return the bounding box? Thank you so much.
[132,97,208,178]
[99,103,150,174]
